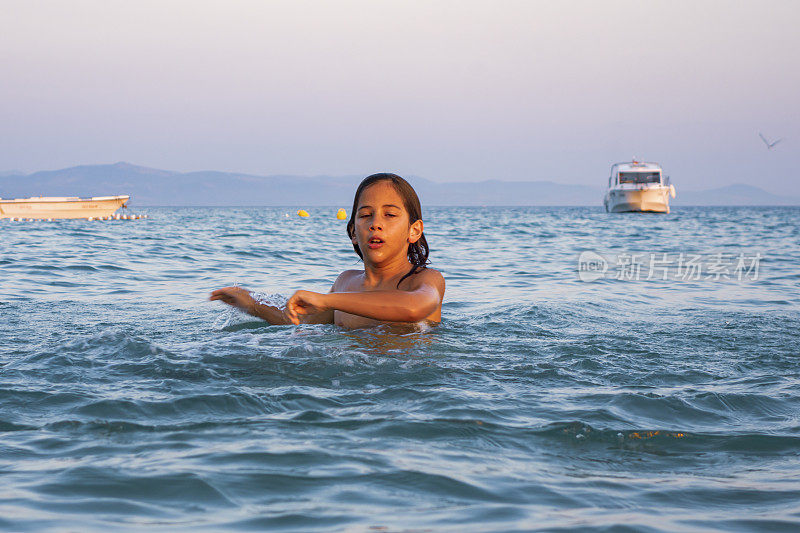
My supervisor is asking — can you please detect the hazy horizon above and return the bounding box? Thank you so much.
[2,160,798,197]
[1,1,797,193]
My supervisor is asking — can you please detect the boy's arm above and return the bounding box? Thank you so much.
[249,300,292,325]
[285,270,444,324]
[252,301,333,324]
[210,286,334,325]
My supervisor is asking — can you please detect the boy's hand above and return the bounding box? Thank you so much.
[209,286,257,315]
[285,290,329,325]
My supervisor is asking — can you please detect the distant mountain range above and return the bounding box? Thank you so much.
[1,162,798,206]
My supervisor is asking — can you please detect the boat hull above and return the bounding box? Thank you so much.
[0,195,130,219]
[604,188,670,214]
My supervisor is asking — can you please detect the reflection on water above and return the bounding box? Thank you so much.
[337,324,438,357]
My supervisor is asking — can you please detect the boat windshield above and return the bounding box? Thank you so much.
[619,171,661,184]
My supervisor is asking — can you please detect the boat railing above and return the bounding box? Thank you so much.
[610,161,662,171]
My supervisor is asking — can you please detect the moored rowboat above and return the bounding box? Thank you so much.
[0,195,130,219]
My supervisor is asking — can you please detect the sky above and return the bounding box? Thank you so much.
[1,0,798,193]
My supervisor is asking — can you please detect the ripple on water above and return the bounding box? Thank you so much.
[2,206,800,531]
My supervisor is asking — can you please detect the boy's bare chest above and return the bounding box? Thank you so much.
[333,275,400,329]
[334,310,384,329]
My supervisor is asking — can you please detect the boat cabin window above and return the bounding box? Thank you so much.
[618,171,661,185]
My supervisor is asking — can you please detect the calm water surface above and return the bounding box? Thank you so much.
[1,206,799,531]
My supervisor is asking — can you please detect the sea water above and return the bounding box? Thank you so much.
[1,206,798,531]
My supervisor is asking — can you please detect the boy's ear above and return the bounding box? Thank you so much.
[408,220,423,243]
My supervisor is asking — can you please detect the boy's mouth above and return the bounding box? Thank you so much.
[367,237,384,249]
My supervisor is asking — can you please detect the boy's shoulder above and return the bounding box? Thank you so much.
[337,269,363,281]
[332,269,363,290]
[415,266,443,279]
[418,266,445,283]
[406,267,445,293]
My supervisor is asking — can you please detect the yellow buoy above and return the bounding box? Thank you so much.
[336,208,347,220]
[297,209,309,217]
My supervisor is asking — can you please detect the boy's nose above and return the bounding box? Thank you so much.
[369,221,382,230]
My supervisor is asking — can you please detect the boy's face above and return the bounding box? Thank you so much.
[352,181,423,266]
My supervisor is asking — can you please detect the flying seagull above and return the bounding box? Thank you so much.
[759,132,783,150]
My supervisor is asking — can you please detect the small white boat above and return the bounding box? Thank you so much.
[603,160,675,213]
[0,195,130,219]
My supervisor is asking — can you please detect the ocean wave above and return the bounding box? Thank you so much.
[3,206,800,531]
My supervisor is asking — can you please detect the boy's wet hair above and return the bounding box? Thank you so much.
[347,173,430,287]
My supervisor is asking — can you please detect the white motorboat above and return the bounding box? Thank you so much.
[0,195,130,219]
[603,160,675,213]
